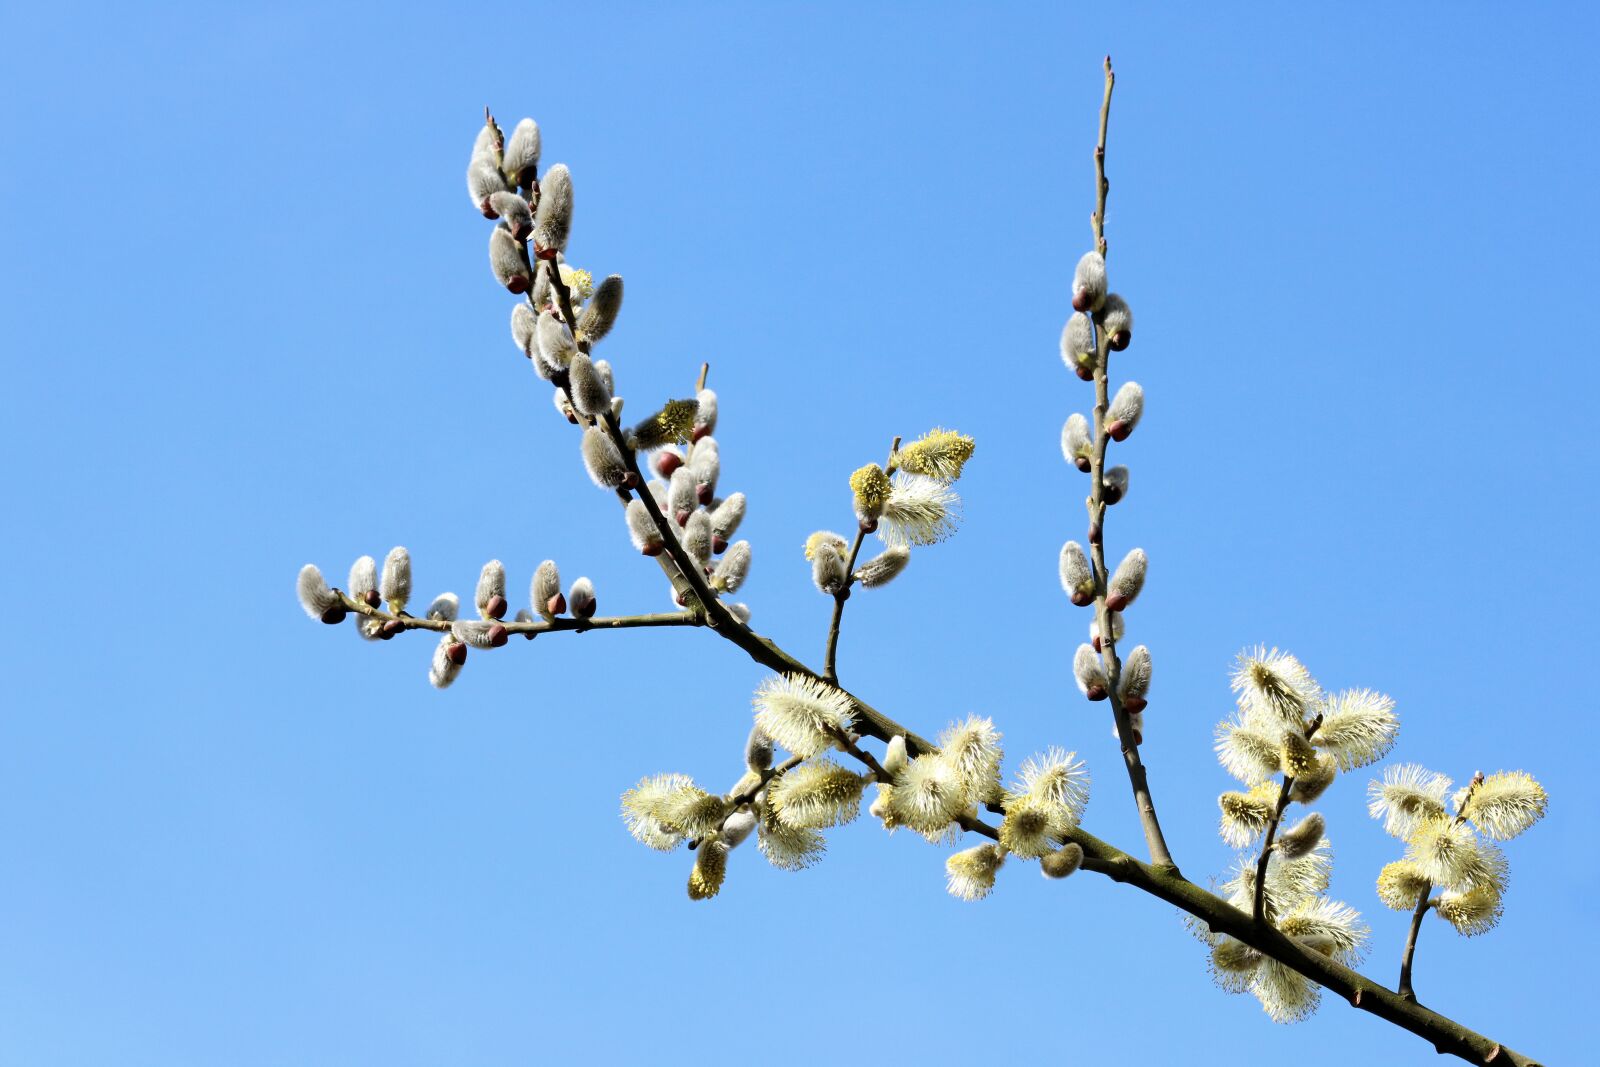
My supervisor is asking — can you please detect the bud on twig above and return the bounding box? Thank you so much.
[711,492,746,542]
[1105,548,1146,612]
[1119,644,1153,713]
[1074,643,1109,701]
[1061,312,1097,379]
[712,540,752,592]
[426,593,459,623]
[1107,381,1143,441]
[532,163,573,256]
[452,619,509,648]
[684,511,713,567]
[1072,251,1108,313]
[1089,610,1124,651]
[668,467,696,525]
[576,274,623,344]
[1102,465,1129,505]
[297,564,345,624]
[654,447,684,479]
[1099,294,1133,351]
[694,388,718,439]
[626,498,664,555]
[690,448,720,504]
[475,560,507,619]
[501,118,541,188]
[569,577,597,619]
[568,352,612,417]
[348,555,378,606]
[381,547,411,613]
[581,426,629,489]
[536,311,578,375]
[853,546,910,588]
[510,304,538,360]
[430,634,466,689]
[489,224,530,293]
[533,560,563,619]
[1062,413,1093,472]
[1042,842,1085,879]
[488,190,532,240]
[1059,540,1094,606]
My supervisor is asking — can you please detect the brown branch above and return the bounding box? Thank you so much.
[1398,886,1433,1002]
[337,593,700,636]
[1251,714,1322,923]
[822,435,900,684]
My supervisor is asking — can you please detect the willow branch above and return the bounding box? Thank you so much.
[822,435,900,684]
[1398,886,1433,1002]
[1080,55,1176,871]
[1250,714,1321,922]
[338,593,700,636]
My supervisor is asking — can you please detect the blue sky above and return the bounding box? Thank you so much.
[2,3,1596,1064]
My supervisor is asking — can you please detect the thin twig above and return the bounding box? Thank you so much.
[1251,714,1322,923]
[337,593,701,635]
[1398,772,1483,1000]
[822,435,900,683]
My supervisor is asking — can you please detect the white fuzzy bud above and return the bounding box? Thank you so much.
[812,542,848,595]
[883,735,909,776]
[721,809,758,850]
[510,304,538,360]
[1060,312,1097,378]
[536,311,577,374]
[1089,610,1124,647]
[380,547,411,612]
[1275,813,1326,859]
[626,499,664,555]
[530,260,552,315]
[1073,643,1109,700]
[466,155,506,218]
[488,224,530,294]
[1107,382,1144,441]
[429,634,465,689]
[577,274,623,345]
[1041,842,1085,879]
[592,358,614,394]
[668,467,697,523]
[1061,413,1093,471]
[581,426,629,489]
[712,540,752,592]
[532,163,573,255]
[425,592,459,622]
[568,577,597,619]
[533,560,563,619]
[853,546,910,588]
[1102,465,1130,504]
[568,352,612,417]
[348,555,377,599]
[1119,644,1153,711]
[1072,251,1107,313]
[552,387,576,422]
[711,492,746,540]
[726,602,752,624]
[1099,294,1133,351]
[296,564,343,622]
[452,619,508,649]
[745,725,773,771]
[501,118,541,186]
[474,560,507,619]
[690,448,720,502]
[1106,548,1146,612]
[488,190,532,240]
[1058,541,1094,605]
[695,388,718,436]
[684,511,713,566]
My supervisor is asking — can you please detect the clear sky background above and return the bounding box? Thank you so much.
[2,3,1596,1065]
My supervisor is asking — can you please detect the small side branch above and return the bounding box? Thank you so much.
[1398,886,1433,1002]
[338,593,701,636]
[821,435,899,684]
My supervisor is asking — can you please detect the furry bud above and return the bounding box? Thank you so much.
[654,448,685,479]
[1099,294,1132,351]
[430,635,466,689]
[812,541,849,595]
[576,274,623,344]
[695,388,719,437]
[1060,312,1097,378]
[1275,812,1325,859]
[713,540,752,592]
[1289,755,1337,803]
[1089,610,1124,651]
[532,163,573,256]
[466,146,507,218]
[425,593,459,623]
[581,427,629,489]
[667,467,697,525]
[684,511,713,566]
[690,449,720,504]
[501,118,540,187]
[1062,413,1093,472]
[625,499,664,555]
[568,352,612,417]
[711,492,746,541]
[533,561,562,620]
[510,303,538,360]
[489,224,531,293]
[1105,548,1146,612]
[1119,644,1152,713]
[1041,842,1085,879]
[1072,251,1107,313]
[568,577,597,619]
[536,311,577,374]
[1102,465,1129,505]
[488,190,532,240]
[853,546,910,588]
[1107,382,1144,441]
[552,388,577,423]
[452,619,508,649]
[1074,643,1109,700]
[474,560,508,619]
[348,555,378,603]
[297,564,345,623]
[1058,541,1094,606]
[380,547,411,612]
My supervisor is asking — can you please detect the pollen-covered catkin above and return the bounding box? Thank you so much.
[1107,382,1144,441]
[1062,413,1093,471]
[629,399,698,451]
[575,274,623,344]
[1106,548,1147,611]
[568,352,611,417]
[380,547,411,612]
[1072,251,1108,312]
[1074,643,1109,700]
[1060,312,1097,379]
[626,498,663,555]
[568,577,597,619]
[581,426,629,489]
[501,118,540,187]
[1059,540,1094,605]
[489,224,530,293]
[533,560,563,619]
[1100,294,1133,351]
[533,163,573,255]
[850,464,892,524]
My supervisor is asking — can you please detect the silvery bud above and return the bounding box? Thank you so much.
[690,448,720,504]
[1102,465,1129,505]
[475,560,507,619]
[1074,643,1109,701]
[1118,644,1153,713]
[710,492,746,543]
[694,388,718,439]
[1099,294,1133,351]
[1072,251,1107,313]
[532,163,573,257]
[726,602,752,624]
[1107,382,1144,441]
[745,725,774,771]
[668,467,697,525]
[626,498,664,555]
[489,224,530,294]
[1059,541,1094,606]
[568,577,597,619]
[1060,312,1097,380]
[592,358,615,394]
[380,547,411,612]
[853,546,910,588]
[488,190,532,241]
[1106,548,1146,612]
[654,446,685,480]
[568,352,612,417]
[576,274,623,345]
[348,555,379,607]
[530,260,552,313]
[712,540,752,592]
[721,809,758,850]
[533,560,564,619]
[1061,413,1093,472]
[1041,842,1085,879]
[425,592,459,623]
[297,564,346,624]
[581,426,629,489]
[466,155,507,219]
[883,735,909,776]
[501,118,541,188]
[429,634,466,689]
[536,310,577,374]
[684,511,713,567]
[511,304,538,360]
[1275,812,1325,859]
[1089,610,1124,651]
[452,619,509,649]
[812,543,849,595]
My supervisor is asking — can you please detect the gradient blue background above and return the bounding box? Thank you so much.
[2,3,1594,1064]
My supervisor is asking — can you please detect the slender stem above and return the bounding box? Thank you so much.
[337,593,701,636]
[822,435,900,683]
[1251,778,1295,923]
[1398,886,1433,1002]
[1080,55,1176,871]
